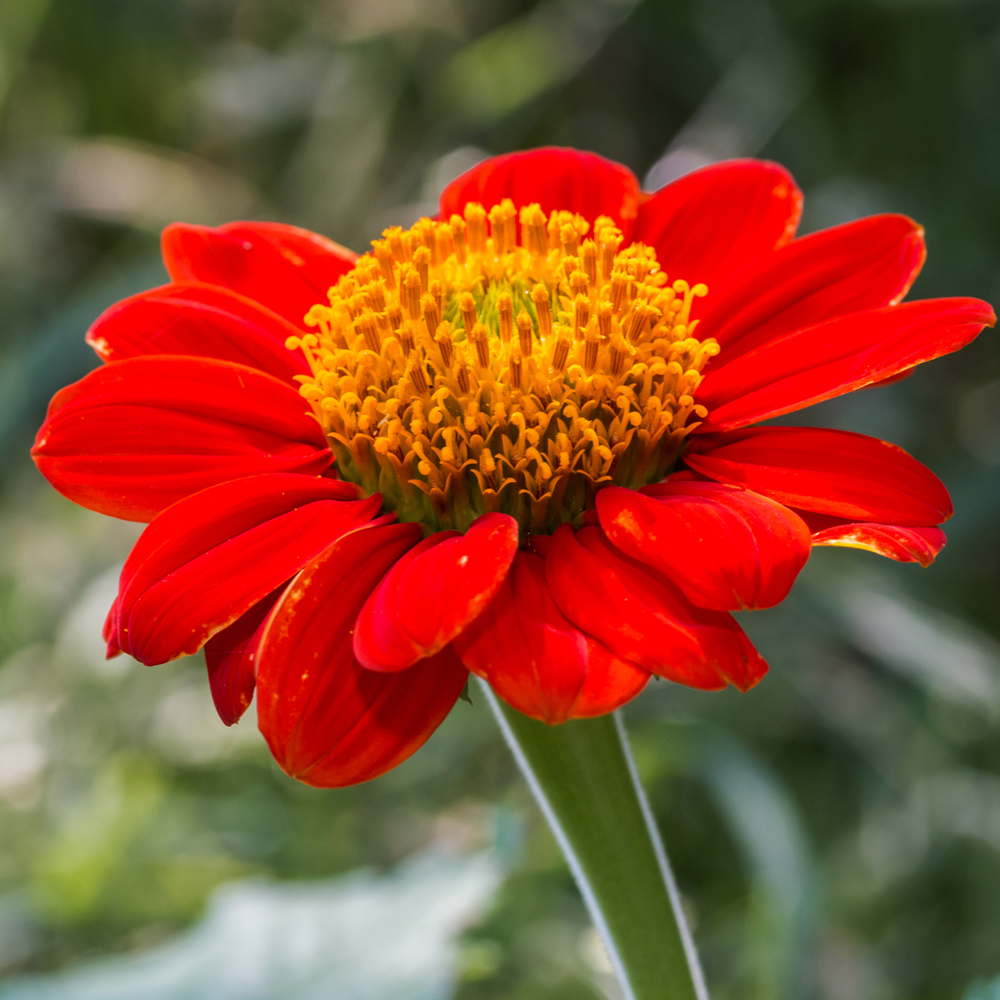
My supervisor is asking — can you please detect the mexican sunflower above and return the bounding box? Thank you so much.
[32,149,994,787]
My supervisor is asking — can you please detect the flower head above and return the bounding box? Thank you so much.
[304,196,714,534]
[32,149,995,785]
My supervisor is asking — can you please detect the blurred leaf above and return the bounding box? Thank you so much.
[54,139,260,229]
[830,578,1000,716]
[0,0,52,109]
[0,260,165,458]
[967,976,1000,1000]
[32,754,168,923]
[441,0,641,124]
[699,740,813,1000]
[3,850,502,1000]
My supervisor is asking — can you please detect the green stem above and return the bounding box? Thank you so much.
[481,680,708,1000]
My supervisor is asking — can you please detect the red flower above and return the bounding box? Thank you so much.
[32,149,994,786]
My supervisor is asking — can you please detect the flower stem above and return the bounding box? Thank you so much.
[481,680,709,1000]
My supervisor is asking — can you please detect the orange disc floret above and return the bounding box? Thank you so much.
[293,202,717,535]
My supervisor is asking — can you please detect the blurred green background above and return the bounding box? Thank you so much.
[1,0,1000,997]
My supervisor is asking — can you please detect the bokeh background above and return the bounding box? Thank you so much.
[1,0,1000,997]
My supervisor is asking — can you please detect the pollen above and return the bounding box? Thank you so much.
[292,203,717,535]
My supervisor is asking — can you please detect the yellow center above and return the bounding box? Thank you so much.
[287,200,719,537]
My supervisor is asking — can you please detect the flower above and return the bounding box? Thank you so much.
[32,149,994,786]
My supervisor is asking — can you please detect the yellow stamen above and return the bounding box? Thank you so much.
[597,222,621,282]
[465,203,487,253]
[516,311,534,359]
[401,268,421,320]
[520,204,548,255]
[450,215,468,264]
[552,336,571,371]
[531,284,553,339]
[292,201,717,534]
[573,295,590,341]
[560,223,579,257]
[458,292,478,333]
[498,292,514,343]
[372,240,395,288]
[435,321,455,368]
[386,226,408,263]
[581,240,597,287]
[414,246,430,293]
[470,322,491,369]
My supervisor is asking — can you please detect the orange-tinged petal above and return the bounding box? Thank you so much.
[354,512,519,672]
[597,482,811,611]
[112,474,379,665]
[633,159,802,293]
[162,221,357,327]
[103,601,120,659]
[438,147,641,234]
[453,551,648,724]
[256,522,468,788]
[699,214,926,361]
[545,525,767,692]
[697,297,996,431]
[687,426,952,526]
[800,512,946,567]
[31,356,331,522]
[87,281,309,381]
[571,638,651,719]
[204,588,283,726]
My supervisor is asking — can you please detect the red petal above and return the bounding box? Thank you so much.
[632,159,802,292]
[103,601,121,659]
[571,638,651,719]
[545,525,767,692]
[866,368,917,390]
[353,512,519,672]
[256,522,468,788]
[453,552,649,724]
[687,426,952,526]
[800,512,946,567]
[32,356,331,521]
[438,148,641,236]
[86,282,308,381]
[697,297,996,431]
[113,474,379,665]
[161,221,357,327]
[597,482,810,611]
[204,588,283,726]
[700,215,926,361]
